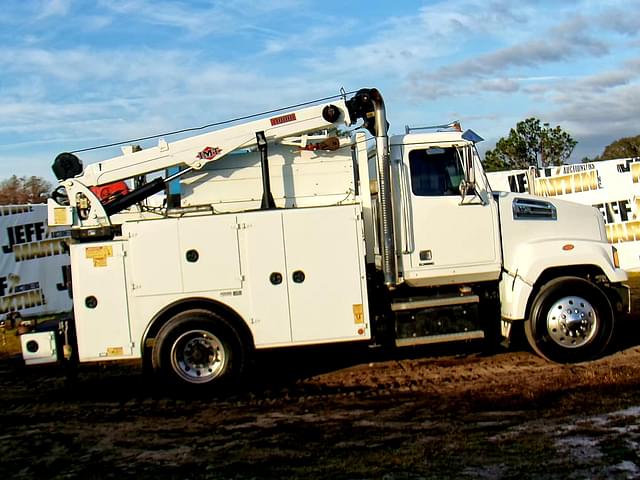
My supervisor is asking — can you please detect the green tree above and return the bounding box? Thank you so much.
[598,134,640,161]
[0,175,52,205]
[483,118,577,172]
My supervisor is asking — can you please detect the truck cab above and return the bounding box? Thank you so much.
[378,127,629,363]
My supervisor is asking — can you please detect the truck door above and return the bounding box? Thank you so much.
[401,145,501,286]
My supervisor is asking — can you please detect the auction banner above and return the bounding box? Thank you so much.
[487,157,640,271]
[0,205,72,318]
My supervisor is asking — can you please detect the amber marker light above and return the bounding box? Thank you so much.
[612,246,620,268]
[562,244,575,251]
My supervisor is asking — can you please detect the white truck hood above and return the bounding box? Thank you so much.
[496,191,618,283]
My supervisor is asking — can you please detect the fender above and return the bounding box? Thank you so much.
[499,238,627,320]
[140,296,255,358]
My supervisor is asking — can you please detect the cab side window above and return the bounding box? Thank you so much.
[409,148,463,196]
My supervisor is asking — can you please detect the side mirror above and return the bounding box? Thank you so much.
[457,144,486,205]
[464,146,476,186]
[460,129,483,187]
[458,145,476,194]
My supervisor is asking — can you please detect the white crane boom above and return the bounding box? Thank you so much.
[78,100,351,187]
[49,99,352,230]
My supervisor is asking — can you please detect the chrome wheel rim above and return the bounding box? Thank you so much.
[170,330,226,383]
[546,295,597,348]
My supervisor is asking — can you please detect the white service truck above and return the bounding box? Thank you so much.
[21,88,630,389]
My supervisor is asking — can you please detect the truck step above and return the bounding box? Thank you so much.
[391,294,479,312]
[395,330,485,347]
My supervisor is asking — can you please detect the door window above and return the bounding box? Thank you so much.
[409,148,463,196]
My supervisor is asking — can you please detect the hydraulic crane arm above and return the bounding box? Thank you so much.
[50,99,352,230]
[78,100,350,187]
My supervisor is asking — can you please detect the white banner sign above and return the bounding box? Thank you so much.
[0,205,72,319]
[488,157,640,271]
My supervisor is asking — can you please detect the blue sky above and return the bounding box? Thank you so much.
[1,0,639,181]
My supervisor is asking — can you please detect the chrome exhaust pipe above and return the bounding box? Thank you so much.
[347,88,397,287]
[370,90,397,287]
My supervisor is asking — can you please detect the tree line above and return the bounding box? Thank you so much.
[0,175,52,205]
[483,118,640,172]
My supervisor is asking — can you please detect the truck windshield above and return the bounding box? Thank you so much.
[408,147,463,196]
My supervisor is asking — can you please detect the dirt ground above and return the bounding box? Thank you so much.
[2,279,640,479]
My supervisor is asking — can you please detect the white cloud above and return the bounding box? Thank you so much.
[98,0,224,34]
[477,78,520,93]
[36,0,73,19]
[96,0,312,38]
[405,4,639,100]
[0,40,349,164]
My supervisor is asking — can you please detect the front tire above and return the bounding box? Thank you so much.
[152,309,246,390]
[525,277,614,363]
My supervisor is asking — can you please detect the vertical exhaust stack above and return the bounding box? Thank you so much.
[348,88,397,287]
[371,90,398,287]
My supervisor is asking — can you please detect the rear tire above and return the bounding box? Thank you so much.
[152,309,246,390]
[525,277,614,363]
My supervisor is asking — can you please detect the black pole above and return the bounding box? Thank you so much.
[257,131,276,210]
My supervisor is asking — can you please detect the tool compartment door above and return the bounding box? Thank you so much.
[283,205,369,343]
[126,218,183,296]
[178,215,242,293]
[240,210,292,346]
[70,241,133,361]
